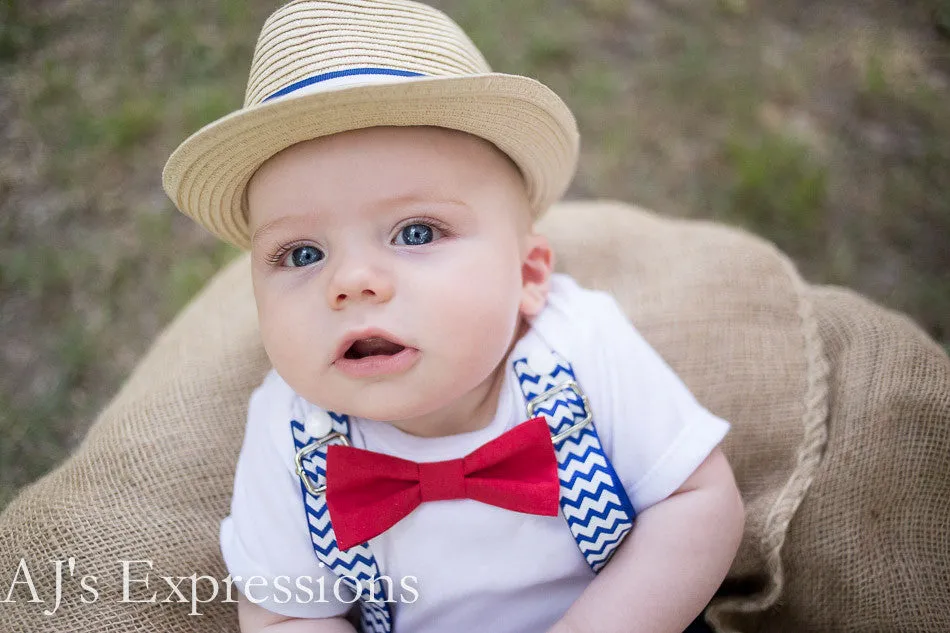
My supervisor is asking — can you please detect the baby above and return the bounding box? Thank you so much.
[162,2,744,633]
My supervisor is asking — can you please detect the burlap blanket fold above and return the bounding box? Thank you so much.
[1,200,947,632]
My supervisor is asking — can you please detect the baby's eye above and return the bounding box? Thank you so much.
[282,245,324,268]
[394,222,441,246]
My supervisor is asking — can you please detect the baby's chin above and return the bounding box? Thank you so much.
[294,384,433,422]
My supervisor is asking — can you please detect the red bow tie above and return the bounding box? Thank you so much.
[325,416,560,550]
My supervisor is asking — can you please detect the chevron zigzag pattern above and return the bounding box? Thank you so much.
[513,353,636,573]
[360,601,391,633]
[291,412,393,633]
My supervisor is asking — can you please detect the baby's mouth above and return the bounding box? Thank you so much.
[344,337,407,360]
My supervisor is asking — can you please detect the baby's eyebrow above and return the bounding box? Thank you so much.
[251,216,307,249]
[372,194,470,213]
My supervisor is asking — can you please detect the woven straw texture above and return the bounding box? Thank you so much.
[1,200,948,632]
[162,0,578,249]
[244,0,492,105]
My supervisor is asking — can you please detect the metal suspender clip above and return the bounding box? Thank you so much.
[525,379,593,444]
[295,432,350,496]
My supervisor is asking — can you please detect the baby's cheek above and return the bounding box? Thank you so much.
[442,281,520,351]
[259,306,315,371]
[259,319,294,374]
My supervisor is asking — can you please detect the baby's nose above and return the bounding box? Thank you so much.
[326,261,394,309]
[333,287,379,306]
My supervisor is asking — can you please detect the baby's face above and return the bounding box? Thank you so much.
[247,126,550,431]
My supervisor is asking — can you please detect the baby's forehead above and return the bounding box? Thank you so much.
[261,126,518,172]
[247,126,530,223]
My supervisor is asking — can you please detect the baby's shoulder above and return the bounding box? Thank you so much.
[535,274,679,409]
[242,368,302,471]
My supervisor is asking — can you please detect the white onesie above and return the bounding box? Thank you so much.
[221,273,731,632]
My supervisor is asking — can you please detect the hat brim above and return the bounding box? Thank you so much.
[162,73,579,249]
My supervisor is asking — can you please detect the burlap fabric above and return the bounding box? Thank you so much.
[1,201,947,631]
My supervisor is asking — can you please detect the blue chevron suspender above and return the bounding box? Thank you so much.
[290,346,636,631]
[513,348,636,572]
[290,405,393,633]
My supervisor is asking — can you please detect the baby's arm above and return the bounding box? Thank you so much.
[238,593,356,633]
[548,446,744,633]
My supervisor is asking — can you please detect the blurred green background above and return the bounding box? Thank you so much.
[1,0,948,511]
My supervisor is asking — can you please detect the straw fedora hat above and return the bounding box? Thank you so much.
[162,0,580,249]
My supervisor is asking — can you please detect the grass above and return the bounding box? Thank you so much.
[1,247,70,299]
[0,318,101,510]
[0,394,71,510]
[1,0,949,514]
[576,0,631,19]
[0,0,46,62]
[104,97,164,151]
[165,242,242,317]
[181,84,238,133]
[933,0,950,37]
[720,130,828,255]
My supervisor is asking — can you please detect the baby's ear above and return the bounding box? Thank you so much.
[520,233,555,317]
